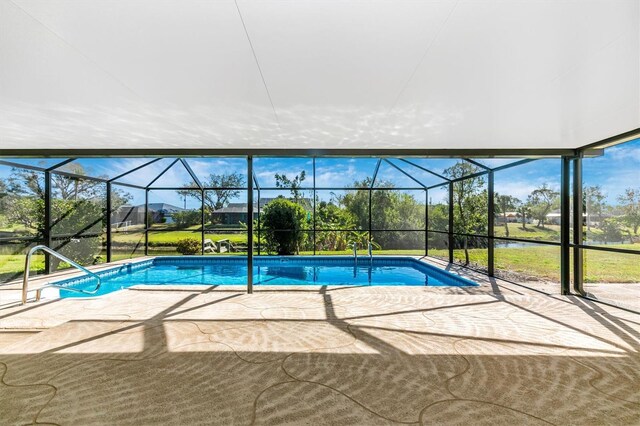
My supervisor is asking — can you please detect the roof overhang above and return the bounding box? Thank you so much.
[1,1,638,152]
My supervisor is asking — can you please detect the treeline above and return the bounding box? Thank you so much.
[0,165,131,266]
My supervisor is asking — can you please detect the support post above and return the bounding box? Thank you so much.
[313,157,316,255]
[44,171,52,274]
[247,156,254,294]
[144,189,149,256]
[560,156,571,295]
[201,189,205,255]
[424,189,428,256]
[368,188,373,247]
[448,182,454,263]
[106,181,112,263]
[487,171,494,276]
[369,160,380,248]
[573,155,584,294]
[257,188,261,255]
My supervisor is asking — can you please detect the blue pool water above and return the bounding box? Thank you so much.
[52,256,477,298]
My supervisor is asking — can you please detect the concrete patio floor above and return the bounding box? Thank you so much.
[1,261,638,425]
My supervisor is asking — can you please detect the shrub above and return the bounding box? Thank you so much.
[261,198,308,255]
[172,210,201,228]
[175,238,201,255]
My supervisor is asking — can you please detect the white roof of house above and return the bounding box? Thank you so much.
[0,1,637,151]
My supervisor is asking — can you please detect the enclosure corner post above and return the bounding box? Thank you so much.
[257,188,261,256]
[106,181,112,263]
[448,182,454,264]
[247,155,254,294]
[144,189,149,256]
[487,171,494,277]
[368,188,373,248]
[560,156,571,295]
[201,189,205,255]
[313,157,317,256]
[44,170,52,274]
[424,189,428,257]
[572,154,584,295]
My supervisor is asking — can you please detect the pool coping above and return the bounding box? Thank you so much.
[3,255,515,308]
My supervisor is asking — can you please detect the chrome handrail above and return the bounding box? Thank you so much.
[22,245,102,304]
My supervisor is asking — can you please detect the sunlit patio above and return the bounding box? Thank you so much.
[2,261,639,425]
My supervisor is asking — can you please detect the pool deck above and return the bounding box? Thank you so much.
[1,257,638,425]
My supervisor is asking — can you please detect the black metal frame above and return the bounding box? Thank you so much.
[570,129,640,312]
[1,127,638,312]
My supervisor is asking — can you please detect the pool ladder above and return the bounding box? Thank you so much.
[22,245,102,304]
[352,242,374,264]
[352,243,374,258]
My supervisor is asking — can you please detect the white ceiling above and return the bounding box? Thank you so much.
[0,0,638,151]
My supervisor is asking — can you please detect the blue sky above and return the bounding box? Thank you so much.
[1,138,638,207]
[582,138,640,204]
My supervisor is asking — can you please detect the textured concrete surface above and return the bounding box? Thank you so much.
[0,260,638,425]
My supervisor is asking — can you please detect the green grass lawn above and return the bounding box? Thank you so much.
[0,254,46,283]
[431,244,639,283]
[111,231,248,246]
[494,223,560,241]
[495,222,638,242]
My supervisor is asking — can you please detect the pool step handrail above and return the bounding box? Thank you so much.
[22,245,102,305]
[368,242,373,258]
[352,243,357,265]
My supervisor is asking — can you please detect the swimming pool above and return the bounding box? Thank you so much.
[47,256,477,298]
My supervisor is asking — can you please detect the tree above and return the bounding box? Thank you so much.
[494,193,519,237]
[0,179,8,200]
[600,218,623,244]
[527,184,559,227]
[261,198,309,255]
[49,199,105,268]
[177,172,245,225]
[6,166,129,208]
[6,168,45,198]
[617,188,640,235]
[52,167,105,201]
[0,179,8,220]
[339,178,371,230]
[339,178,426,250]
[428,200,448,232]
[516,203,531,229]
[443,162,487,265]
[315,197,356,229]
[7,165,105,201]
[584,185,606,231]
[3,165,131,268]
[275,171,306,202]
[5,197,44,233]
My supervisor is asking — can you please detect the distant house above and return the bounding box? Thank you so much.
[148,203,185,224]
[111,202,184,227]
[546,209,590,226]
[495,211,519,224]
[546,210,562,225]
[212,197,311,225]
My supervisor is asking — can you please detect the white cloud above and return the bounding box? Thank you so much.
[494,180,539,200]
[606,142,640,163]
